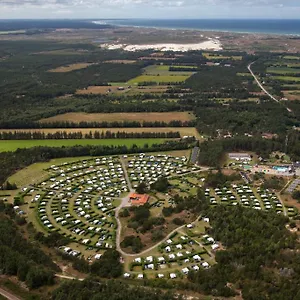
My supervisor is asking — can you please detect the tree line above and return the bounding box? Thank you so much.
[0,120,196,129]
[0,130,181,140]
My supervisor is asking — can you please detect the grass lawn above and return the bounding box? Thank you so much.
[0,138,167,152]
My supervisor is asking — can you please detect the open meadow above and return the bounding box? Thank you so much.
[0,138,167,152]
[39,112,195,123]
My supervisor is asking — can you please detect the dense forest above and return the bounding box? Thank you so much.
[0,201,59,289]
[188,205,300,299]
[52,278,178,300]
[198,133,300,167]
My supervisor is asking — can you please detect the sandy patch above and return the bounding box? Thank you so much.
[102,40,222,52]
[48,63,94,73]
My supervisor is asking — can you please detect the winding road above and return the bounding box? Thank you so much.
[248,61,292,113]
[115,161,211,257]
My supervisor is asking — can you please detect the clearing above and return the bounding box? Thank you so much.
[39,112,196,123]
[48,63,94,73]
[103,60,137,64]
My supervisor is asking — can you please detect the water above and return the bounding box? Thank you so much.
[93,19,300,36]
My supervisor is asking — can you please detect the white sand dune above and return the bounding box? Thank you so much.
[102,40,222,52]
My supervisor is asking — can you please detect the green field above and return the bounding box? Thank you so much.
[283,56,300,60]
[237,72,253,77]
[0,139,168,152]
[267,67,300,75]
[283,84,300,90]
[203,53,242,60]
[0,30,26,35]
[128,75,190,84]
[272,76,300,82]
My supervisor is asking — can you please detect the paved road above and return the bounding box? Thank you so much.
[248,61,292,113]
[120,157,133,191]
[55,274,84,281]
[0,287,22,300]
[286,178,300,194]
[114,162,211,257]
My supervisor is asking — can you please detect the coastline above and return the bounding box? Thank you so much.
[92,19,300,37]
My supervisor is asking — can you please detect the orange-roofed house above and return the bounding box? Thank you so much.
[129,193,150,206]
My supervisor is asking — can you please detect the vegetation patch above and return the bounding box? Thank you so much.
[48,63,95,73]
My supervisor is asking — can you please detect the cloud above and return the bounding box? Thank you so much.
[0,0,299,7]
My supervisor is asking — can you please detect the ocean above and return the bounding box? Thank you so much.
[93,19,300,36]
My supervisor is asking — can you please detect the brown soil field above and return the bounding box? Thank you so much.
[103,59,137,64]
[39,112,195,123]
[138,57,176,61]
[283,90,300,101]
[132,86,170,93]
[1,127,201,139]
[76,85,170,95]
[48,63,94,73]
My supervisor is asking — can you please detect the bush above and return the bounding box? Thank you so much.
[121,235,143,253]
[90,249,123,278]
[172,218,185,226]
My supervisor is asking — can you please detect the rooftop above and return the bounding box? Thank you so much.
[129,193,150,206]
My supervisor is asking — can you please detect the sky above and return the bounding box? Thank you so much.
[0,0,299,19]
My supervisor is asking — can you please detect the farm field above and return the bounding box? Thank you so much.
[0,127,201,139]
[48,63,95,73]
[39,111,196,123]
[127,64,195,85]
[202,53,242,60]
[143,65,196,76]
[283,56,300,60]
[128,74,190,84]
[283,90,300,101]
[76,85,128,95]
[76,85,172,95]
[0,139,166,152]
[103,60,137,64]
[266,67,300,75]
[271,76,300,82]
